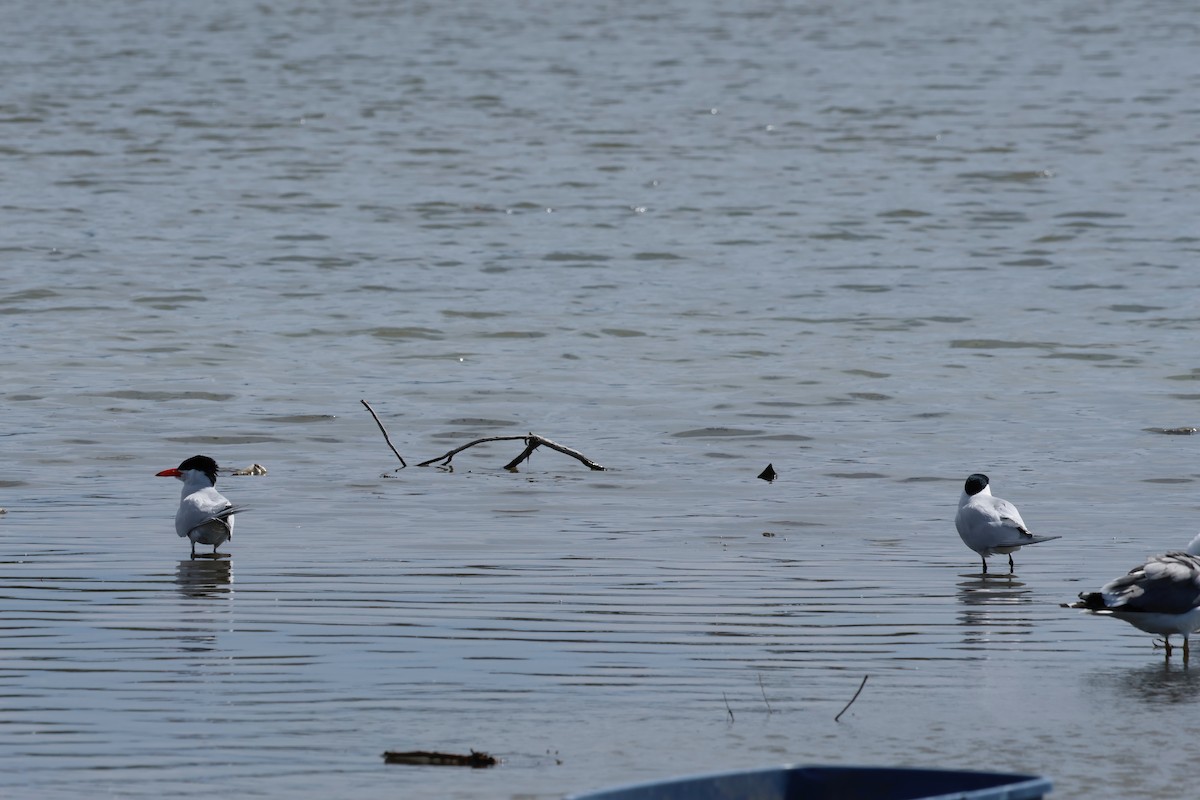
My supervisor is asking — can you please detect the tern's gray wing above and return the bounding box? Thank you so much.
[991,497,1029,532]
[187,505,247,537]
[1100,552,1200,614]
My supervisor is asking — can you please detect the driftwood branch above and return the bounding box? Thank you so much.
[360,401,605,472]
[414,435,525,468]
[361,399,407,468]
[417,433,605,471]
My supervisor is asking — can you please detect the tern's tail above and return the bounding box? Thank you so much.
[214,504,248,521]
[1022,534,1061,546]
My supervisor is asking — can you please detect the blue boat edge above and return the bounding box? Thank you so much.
[566,764,1053,800]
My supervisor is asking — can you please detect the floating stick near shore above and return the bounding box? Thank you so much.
[834,675,869,723]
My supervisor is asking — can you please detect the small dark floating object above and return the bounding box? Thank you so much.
[1147,427,1199,435]
[757,463,777,482]
[567,765,1051,800]
[762,531,776,537]
[382,749,497,768]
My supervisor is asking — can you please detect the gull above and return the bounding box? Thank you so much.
[955,473,1059,573]
[1068,535,1200,661]
[156,455,246,558]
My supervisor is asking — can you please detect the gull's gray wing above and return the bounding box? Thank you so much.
[1100,552,1200,614]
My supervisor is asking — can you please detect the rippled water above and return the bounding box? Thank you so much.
[4,0,1200,797]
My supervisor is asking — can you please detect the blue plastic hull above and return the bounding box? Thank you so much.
[568,764,1052,800]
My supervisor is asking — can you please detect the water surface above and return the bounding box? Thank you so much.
[4,1,1200,797]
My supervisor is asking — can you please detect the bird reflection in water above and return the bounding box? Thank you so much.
[176,555,233,598]
[1090,660,1200,707]
[957,574,1035,643]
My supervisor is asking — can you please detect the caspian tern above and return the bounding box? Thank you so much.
[954,473,1059,573]
[156,455,245,558]
[1067,535,1200,661]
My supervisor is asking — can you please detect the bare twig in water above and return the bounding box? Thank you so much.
[834,675,869,723]
[417,433,606,472]
[758,673,773,714]
[723,692,734,723]
[361,399,407,468]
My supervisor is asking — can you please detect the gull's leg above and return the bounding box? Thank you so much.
[1185,636,1190,664]
[190,540,196,559]
[980,555,988,574]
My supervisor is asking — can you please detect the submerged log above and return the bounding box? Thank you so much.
[1146,426,1199,435]
[382,749,498,768]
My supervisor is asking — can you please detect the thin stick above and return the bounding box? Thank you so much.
[723,692,734,722]
[834,675,869,723]
[758,673,773,714]
[361,400,407,468]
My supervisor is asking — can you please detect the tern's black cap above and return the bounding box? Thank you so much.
[178,455,219,486]
[963,473,989,496]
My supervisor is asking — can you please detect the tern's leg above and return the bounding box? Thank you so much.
[190,540,196,559]
[1185,637,1190,664]
[1008,553,1015,572]
[980,555,988,574]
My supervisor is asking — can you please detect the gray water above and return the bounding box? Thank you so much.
[4,1,1200,797]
